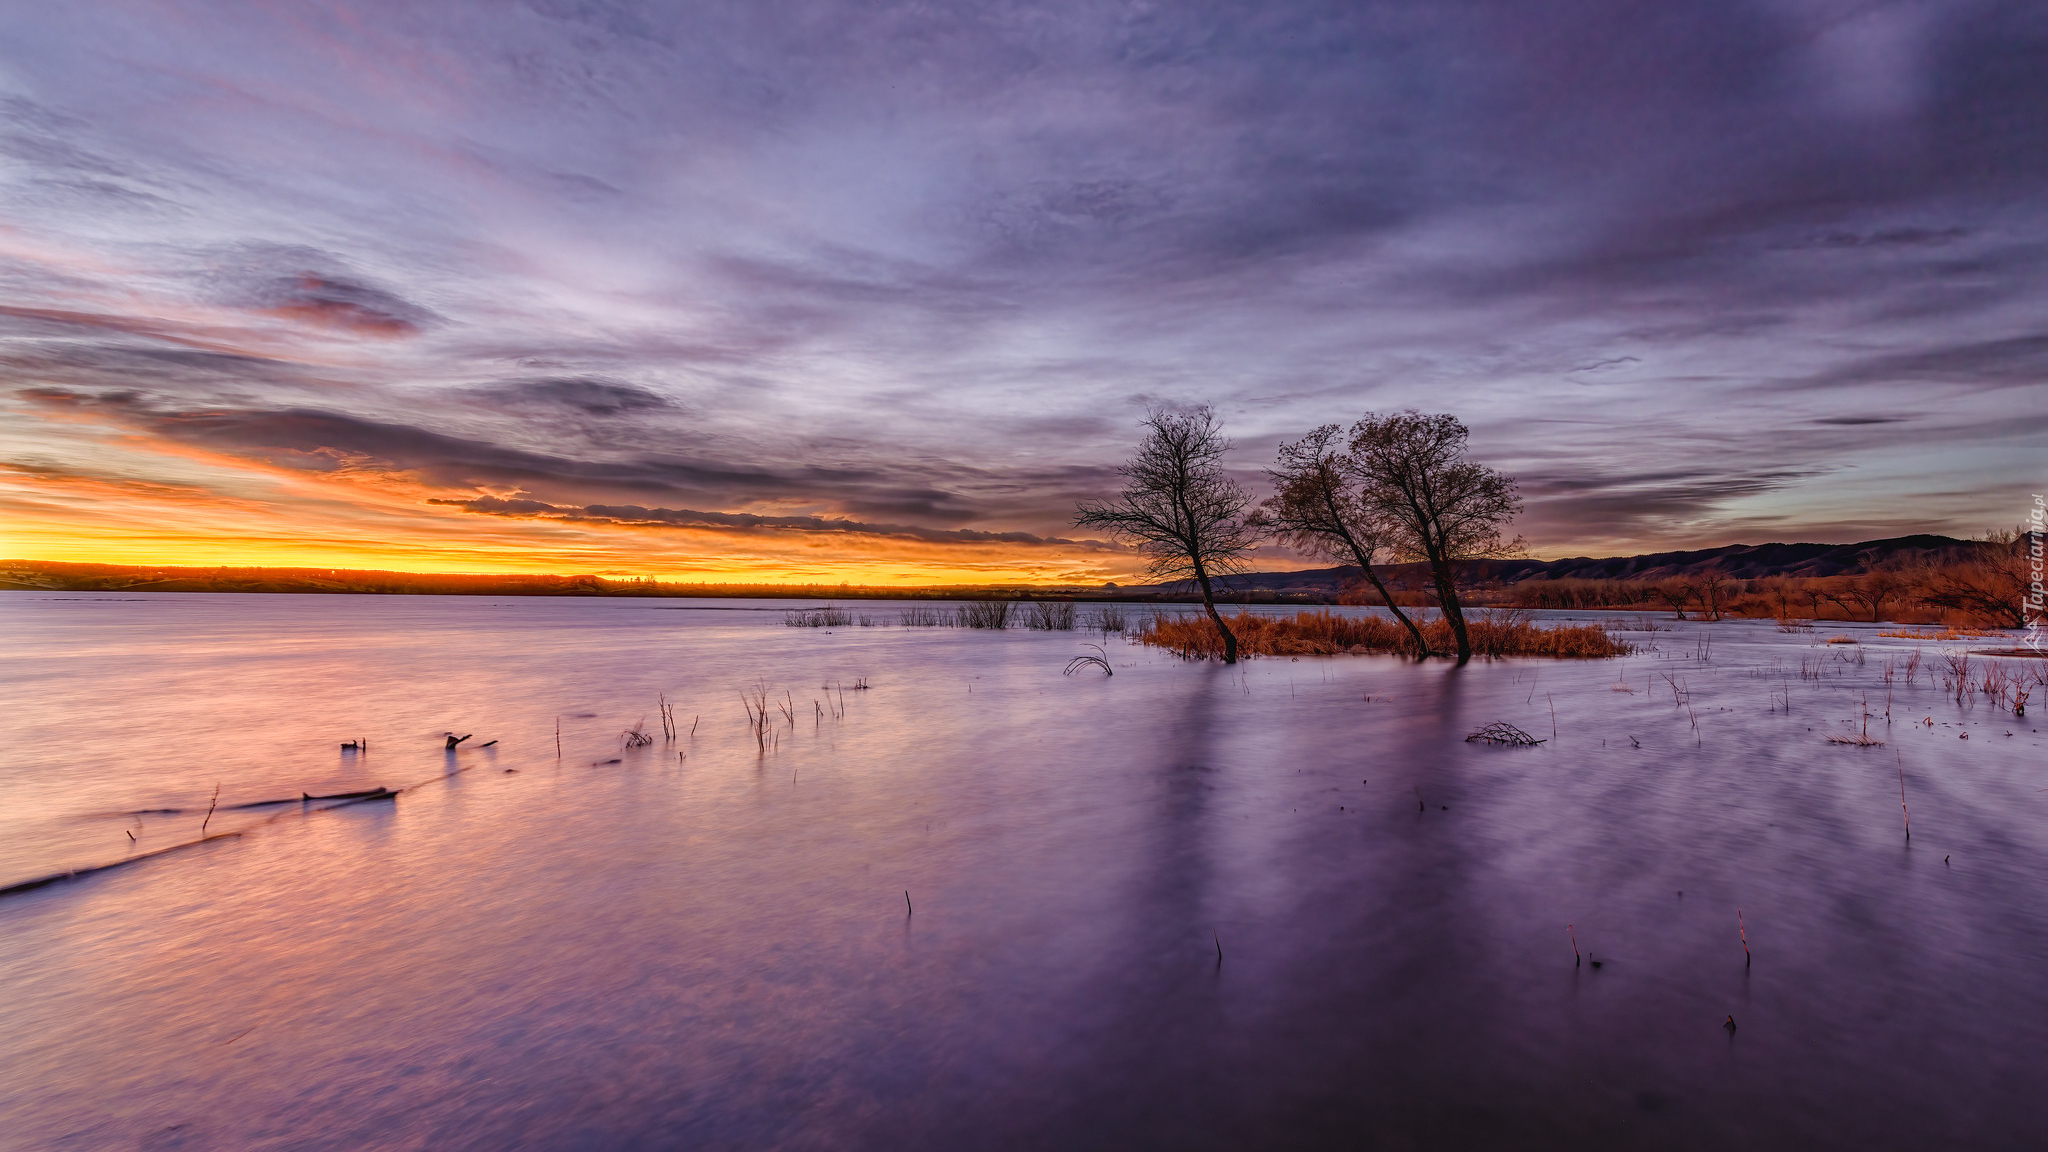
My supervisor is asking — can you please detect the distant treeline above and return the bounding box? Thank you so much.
[1495,532,2035,628]
[0,560,1161,602]
[5,530,2036,627]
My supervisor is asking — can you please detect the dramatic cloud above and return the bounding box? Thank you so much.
[3,1,2044,580]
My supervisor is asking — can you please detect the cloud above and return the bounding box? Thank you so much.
[428,495,1122,550]
[4,0,2047,573]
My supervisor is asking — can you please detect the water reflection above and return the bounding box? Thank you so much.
[0,594,2044,1149]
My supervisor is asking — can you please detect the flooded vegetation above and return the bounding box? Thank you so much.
[1137,607,1634,660]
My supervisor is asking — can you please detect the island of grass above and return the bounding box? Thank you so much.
[1139,609,1632,660]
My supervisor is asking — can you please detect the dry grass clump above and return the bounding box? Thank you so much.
[1088,604,1129,634]
[1878,627,2002,640]
[1137,608,1632,660]
[957,600,1013,629]
[1023,601,1077,630]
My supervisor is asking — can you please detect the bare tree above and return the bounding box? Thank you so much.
[1759,576,1799,622]
[1694,569,1733,621]
[1076,407,1257,663]
[1917,528,2037,628]
[1345,411,1522,664]
[1253,424,1433,657]
[1654,579,1692,620]
[1839,569,1906,622]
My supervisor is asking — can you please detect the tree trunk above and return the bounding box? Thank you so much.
[1322,487,1431,658]
[1361,565,1431,659]
[1191,559,1238,664]
[1424,545,1471,664]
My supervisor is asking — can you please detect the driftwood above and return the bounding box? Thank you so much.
[0,831,244,898]
[7,783,400,901]
[1465,722,1546,746]
[445,733,472,749]
[301,787,398,802]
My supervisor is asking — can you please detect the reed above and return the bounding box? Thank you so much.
[899,604,946,627]
[1089,604,1129,634]
[1136,608,1632,660]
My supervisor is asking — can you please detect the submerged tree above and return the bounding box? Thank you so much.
[1076,407,1256,663]
[1346,411,1523,664]
[1254,424,1433,657]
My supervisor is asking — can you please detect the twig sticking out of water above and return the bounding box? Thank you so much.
[1738,909,1751,966]
[1214,929,1223,966]
[1547,692,1557,740]
[741,682,772,751]
[200,783,219,837]
[659,694,676,741]
[1569,923,1580,967]
[1465,722,1546,746]
[904,890,913,916]
[445,733,472,749]
[1897,751,1911,840]
[555,717,561,759]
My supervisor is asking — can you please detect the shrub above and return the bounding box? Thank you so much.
[957,600,1013,629]
[1023,601,1076,630]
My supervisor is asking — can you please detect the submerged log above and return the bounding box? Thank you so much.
[300,787,398,802]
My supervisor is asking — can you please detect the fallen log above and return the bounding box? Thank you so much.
[301,787,399,802]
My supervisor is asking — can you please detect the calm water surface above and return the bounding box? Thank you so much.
[2,593,2044,1150]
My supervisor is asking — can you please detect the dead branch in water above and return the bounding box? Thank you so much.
[1064,643,1114,676]
[1466,722,1545,746]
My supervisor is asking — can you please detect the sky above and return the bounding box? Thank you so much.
[2,0,2044,584]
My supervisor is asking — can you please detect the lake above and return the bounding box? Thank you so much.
[2,593,2044,1150]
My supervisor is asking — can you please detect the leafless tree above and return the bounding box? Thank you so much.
[1759,576,1799,622]
[1839,569,1907,622]
[1345,411,1523,664]
[1253,424,1432,656]
[1654,579,1692,620]
[1076,407,1257,663]
[1918,528,2038,628]
[1693,569,1734,621]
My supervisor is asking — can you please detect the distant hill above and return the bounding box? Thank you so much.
[1157,534,1977,597]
